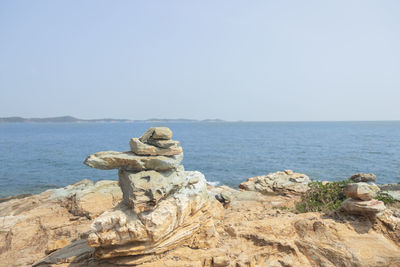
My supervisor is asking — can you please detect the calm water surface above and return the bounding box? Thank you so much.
[0,122,399,197]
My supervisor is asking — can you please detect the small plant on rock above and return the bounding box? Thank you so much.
[296,180,351,213]
[376,191,396,205]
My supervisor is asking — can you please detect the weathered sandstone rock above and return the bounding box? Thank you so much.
[129,138,182,156]
[88,171,221,258]
[344,182,380,201]
[0,179,122,267]
[239,170,310,196]
[82,127,222,260]
[2,179,400,267]
[349,172,377,183]
[84,151,183,171]
[341,198,386,216]
[118,166,186,213]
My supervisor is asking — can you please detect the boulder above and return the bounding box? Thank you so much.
[340,198,386,216]
[84,151,183,171]
[349,173,377,183]
[344,182,380,201]
[239,170,310,196]
[139,127,172,142]
[118,167,186,213]
[88,171,222,258]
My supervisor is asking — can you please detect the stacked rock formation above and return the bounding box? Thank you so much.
[84,127,222,259]
[341,173,385,216]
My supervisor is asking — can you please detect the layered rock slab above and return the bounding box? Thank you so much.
[84,151,183,171]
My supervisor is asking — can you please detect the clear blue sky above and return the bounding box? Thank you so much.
[0,1,399,121]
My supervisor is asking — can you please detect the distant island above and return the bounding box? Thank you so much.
[0,116,225,123]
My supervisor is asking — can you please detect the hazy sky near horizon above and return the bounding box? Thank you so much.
[0,1,399,121]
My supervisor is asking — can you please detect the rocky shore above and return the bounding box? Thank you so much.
[1,128,400,267]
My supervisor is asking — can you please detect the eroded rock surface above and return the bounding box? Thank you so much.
[22,183,400,267]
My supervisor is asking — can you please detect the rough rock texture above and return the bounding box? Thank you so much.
[349,173,377,183]
[2,181,394,267]
[88,171,222,259]
[238,170,310,196]
[118,167,187,213]
[0,180,122,267]
[344,182,380,201]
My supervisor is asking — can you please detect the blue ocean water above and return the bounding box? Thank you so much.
[0,122,399,197]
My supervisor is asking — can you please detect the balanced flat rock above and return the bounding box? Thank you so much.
[84,151,183,171]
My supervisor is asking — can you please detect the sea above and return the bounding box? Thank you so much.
[0,121,399,198]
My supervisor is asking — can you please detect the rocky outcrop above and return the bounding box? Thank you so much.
[238,170,310,196]
[26,183,400,267]
[83,127,222,259]
[0,177,399,267]
[0,179,122,267]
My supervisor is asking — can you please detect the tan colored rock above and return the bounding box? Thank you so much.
[3,180,400,267]
[239,170,310,196]
[344,182,380,201]
[213,256,230,266]
[88,171,222,259]
[0,179,121,267]
[340,198,386,216]
[129,138,182,156]
[84,151,183,171]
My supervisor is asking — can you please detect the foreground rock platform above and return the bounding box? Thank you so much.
[1,178,400,267]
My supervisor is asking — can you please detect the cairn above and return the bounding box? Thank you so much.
[84,127,221,259]
[341,173,385,216]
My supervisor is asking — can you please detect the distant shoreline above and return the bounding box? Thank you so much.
[0,116,225,123]
[0,116,399,123]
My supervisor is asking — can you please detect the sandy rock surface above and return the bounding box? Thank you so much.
[1,178,400,267]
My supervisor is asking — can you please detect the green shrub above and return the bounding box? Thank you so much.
[376,191,396,205]
[295,180,351,213]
